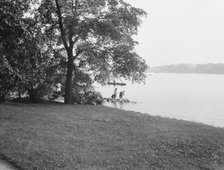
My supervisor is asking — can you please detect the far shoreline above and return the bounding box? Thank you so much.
[149,72,224,76]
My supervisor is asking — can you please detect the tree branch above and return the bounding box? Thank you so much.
[68,29,74,50]
[73,36,79,44]
[74,48,82,60]
[55,0,69,51]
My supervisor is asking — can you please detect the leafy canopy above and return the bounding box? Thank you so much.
[0,0,148,102]
[38,0,148,84]
[0,0,64,101]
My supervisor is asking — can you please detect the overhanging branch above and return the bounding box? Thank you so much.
[55,0,69,51]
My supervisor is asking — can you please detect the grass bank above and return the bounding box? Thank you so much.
[0,103,224,170]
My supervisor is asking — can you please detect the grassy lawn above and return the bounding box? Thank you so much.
[0,102,224,170]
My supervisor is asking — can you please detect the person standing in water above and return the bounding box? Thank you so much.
[119,91,125,100]
[114,88,117,99]
[111,88,117,100]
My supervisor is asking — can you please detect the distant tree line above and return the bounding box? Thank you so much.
[150,63,224,74]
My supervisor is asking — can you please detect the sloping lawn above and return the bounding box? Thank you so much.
[0,103,224,170]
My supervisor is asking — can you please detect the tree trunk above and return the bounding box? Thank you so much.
[28,88,39,103]
[64,50,74,104]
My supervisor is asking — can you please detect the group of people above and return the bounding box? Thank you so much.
[111,88,125,101]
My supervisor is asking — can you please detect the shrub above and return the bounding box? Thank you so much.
[27,83,62,103]
[72,91,104,105]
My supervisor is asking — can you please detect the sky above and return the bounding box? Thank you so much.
[125,0,224,66]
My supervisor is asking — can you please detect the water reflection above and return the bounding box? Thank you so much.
[110,101,125,109]
[103,100,139,112]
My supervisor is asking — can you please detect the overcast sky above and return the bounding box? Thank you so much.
[126,0,224,66]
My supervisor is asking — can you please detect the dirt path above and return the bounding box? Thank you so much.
[0,160,17,170]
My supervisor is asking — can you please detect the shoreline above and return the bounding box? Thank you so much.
[56,93,224,128]
[1,102,224,169]
[103,101,224,129]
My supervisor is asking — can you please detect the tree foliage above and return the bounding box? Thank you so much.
[0,0,29,101]
[0,0,64,102]
[37,0,148,103]
[0,0,148,103]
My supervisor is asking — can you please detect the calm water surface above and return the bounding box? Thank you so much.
[95,73,224,128]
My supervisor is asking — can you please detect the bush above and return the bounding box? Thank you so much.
[72,91,104,105]
[27,83,62,103]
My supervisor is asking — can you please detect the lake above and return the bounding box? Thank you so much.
[95,73,224,128]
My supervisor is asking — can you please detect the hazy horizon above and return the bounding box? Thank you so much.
[151,62,224,67]
[126,0,224,66]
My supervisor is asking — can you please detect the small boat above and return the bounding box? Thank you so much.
[108,82,126,86]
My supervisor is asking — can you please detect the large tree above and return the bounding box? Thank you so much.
[38,0,148,104]
[0,0,30,101]
[0,0,64,102]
